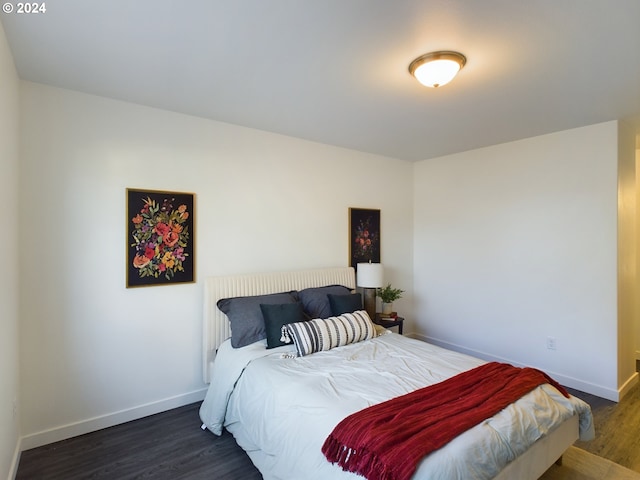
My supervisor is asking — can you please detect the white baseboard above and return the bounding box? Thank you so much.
[410,333,621,402]
[8,437,21,480]
[20,388,207,451]
[618,371,639,400]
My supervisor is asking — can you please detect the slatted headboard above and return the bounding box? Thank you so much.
[202,266,356,383]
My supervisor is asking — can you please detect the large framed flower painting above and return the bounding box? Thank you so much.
[349,208,380,268]
[126,188,195,288]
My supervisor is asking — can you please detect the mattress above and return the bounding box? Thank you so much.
[200,330,593,480]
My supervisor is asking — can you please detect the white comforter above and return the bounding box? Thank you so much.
[200,331,593,480]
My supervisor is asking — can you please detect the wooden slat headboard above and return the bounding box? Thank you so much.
[202,266,355,383]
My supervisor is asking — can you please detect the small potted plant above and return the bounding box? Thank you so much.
[377,283,404,315]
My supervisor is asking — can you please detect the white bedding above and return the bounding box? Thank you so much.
[200,331,594,480]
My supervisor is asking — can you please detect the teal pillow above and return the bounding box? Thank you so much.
[260,303,307,349]
[328,293,363,316]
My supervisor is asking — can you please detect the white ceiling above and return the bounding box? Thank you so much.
[2,0,639,161]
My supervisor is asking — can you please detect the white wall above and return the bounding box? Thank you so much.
[0,20,21,480]
[413,122,623,400]
[18,82,414,448]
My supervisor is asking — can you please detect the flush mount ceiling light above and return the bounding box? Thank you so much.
[408,51,466,88]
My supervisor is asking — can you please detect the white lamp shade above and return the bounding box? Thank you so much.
[409,51,466,88]
[413,59,461,87]
[356,263,384,288]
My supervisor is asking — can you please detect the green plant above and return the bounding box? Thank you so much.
[376,284,404,303]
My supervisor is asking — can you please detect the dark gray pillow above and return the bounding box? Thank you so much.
[298,285,351,319]
[328,293,363,316]
[217,291,298,348]
[260,303,306,349]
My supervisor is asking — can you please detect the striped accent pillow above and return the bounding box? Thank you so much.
[285,310,376,357]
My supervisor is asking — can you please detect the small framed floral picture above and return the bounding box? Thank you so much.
[349,208,380,268]
[126,188,195,288]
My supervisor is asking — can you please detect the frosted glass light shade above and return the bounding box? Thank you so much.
[409,51,466,88]
[356,263,384,288]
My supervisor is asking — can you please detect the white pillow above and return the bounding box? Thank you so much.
[284,310,376,357]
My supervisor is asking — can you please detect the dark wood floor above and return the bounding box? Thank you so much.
[570,381,640,473]
[16,382,640,479]
[16,403,261,480]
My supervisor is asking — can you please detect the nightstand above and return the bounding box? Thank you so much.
[374,315,404,335]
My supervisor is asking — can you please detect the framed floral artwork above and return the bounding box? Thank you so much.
[126,188,195,288]
[349,208,380,268]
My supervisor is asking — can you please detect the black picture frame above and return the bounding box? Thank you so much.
[349,208,381,268]
[126,188,195,288]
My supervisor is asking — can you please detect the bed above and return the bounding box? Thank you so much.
[199,267,594,480]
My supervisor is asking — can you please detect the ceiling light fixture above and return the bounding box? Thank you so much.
[408,51,466,88]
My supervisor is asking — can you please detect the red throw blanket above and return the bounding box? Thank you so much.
[322,361,568,480]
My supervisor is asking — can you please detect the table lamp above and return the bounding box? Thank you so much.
[356,262,383,320]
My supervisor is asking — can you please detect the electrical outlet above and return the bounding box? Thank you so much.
[546,336,557,350]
